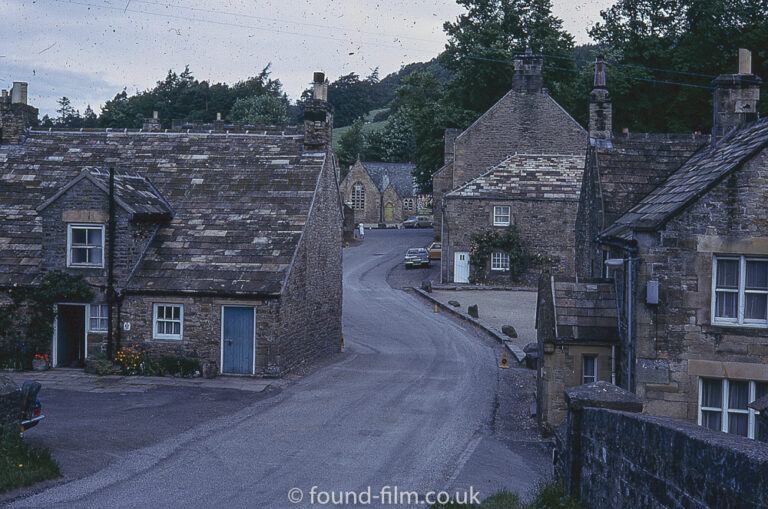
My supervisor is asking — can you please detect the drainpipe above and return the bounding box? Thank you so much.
[106,167,116,360]
[604,245,641,392]
[440,203,445,284]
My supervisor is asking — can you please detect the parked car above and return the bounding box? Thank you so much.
[20,381,44,434]
[404,248,431,269]
[427,242,441,260]
[403,216,433,228]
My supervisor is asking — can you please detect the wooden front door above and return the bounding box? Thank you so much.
[454,252,470,283]
[56,304,86,367]
[222,306,254,374]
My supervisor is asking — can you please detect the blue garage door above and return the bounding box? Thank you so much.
[222,306,254,374]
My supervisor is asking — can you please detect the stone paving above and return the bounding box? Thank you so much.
[429,289,538,351]
[7,369,289,393]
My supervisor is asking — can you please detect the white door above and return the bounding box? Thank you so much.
[454,251,470,283]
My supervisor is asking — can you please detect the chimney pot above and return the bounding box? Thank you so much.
[622,127,630,135]
[152,110,159,120]
[216,112,222,121]
[11,82,28,105]
[739,48,752,74]
[313,72,325,84]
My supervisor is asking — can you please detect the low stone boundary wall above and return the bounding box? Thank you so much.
[558,381,768,509]
[0,375,21,436]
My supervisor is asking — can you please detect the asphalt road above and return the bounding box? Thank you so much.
[12,228,546,508]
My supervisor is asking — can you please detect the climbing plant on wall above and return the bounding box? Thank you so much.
[0,271,93,369]
[468,226,529,283]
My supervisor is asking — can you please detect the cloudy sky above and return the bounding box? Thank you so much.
[2,0,613,117]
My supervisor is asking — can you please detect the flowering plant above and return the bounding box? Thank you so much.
[33,354,50,363]
[115,345,148,375]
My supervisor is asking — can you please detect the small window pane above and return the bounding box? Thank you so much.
[173,322,181,334]
[87,228,102,246]
[756,382,768,401]
[72,228,87,244]
[157,322,164,334]
[715,292,738,318]
[173,307,180,319]
[701,411,722,431]
[728,413,748,436]
[729,381,749,409]
[89,248,102,264]
[583,356,596,384]
[746,261,768,290]
[745,294,768,320]
[72,248,88,264]
[702,378,722,408]
[716,259,739,288]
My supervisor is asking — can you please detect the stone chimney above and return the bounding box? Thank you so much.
[143,110,161,131]
[712,48,761,141]
[511,49,544,93]
[589,59,612,140]
[0,81,38,144]
[303,72,334,150]
[443,128,462,166]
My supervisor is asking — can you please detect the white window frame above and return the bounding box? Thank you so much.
[698,377,766,440]
[582,355,597,384]
[67,224,105,268]
[493,206,511,226]
[88,304,108,333]
[490,252,510,271]
[352,183,365,210]
[153,303,183,340]
[403,199,414,211]
[711,255,768,327]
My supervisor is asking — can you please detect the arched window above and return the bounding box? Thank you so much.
[352,183,365,210]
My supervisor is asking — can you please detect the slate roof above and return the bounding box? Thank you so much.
[361,161,416,197]
[446,154,584,201]
[0,129,327,295]
[36,168,173,220]
[601,119,768,239]
[591,134,708,230]
[553,279,618,342]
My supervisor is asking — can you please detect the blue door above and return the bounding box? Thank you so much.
[222,307,254,374]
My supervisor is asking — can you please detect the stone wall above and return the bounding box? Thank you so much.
[39,176,157,286]
[116,294,280,375]
[339,160,381,225]
[452,90,585,188]
[277,154,342,375]
[558,383,768,509]
[0,99,38,145]
[632,148,768,422]
[0,375,21,436]
[443,197,578,285]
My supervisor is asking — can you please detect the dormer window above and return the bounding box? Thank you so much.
[67,224,104,268]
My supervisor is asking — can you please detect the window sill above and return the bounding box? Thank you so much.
[68,265,104,269]
[702,323,768,336]
[152,336,183,341]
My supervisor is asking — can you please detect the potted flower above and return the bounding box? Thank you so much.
[32,354,50,371]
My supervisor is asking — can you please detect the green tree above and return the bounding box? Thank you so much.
[441,0,575,116]
[230,95,290,124]
[589,0,768,132]
[336,117,367,174]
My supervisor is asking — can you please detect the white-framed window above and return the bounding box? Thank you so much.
[712,255,768,327]
[403,199,414,211]
[89,304,108,332]
[493,206,511,226]
[153,303,183,340]
[490,252,510,271]
[582,355,597,384]
[352,183,365,210]
[67,224,104,268]
[698,377,768,439]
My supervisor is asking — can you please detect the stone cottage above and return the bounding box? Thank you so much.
[535,276,619,427]
[434,51,587,284]
[0,74,343,377]
[576,50,768,440]
[443,153,584,284]
[339,158,417,226]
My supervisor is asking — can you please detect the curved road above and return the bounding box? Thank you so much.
[14,229,543,508]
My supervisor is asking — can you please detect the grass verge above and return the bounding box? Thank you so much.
[0,434,60,493]
[432,480,580,509]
